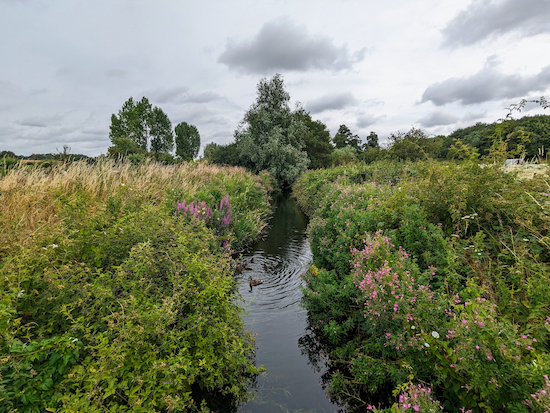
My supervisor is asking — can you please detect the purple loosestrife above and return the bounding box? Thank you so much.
[175,195,233,234]
[217,195,233,229]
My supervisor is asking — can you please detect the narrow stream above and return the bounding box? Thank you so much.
[236,191,337,413]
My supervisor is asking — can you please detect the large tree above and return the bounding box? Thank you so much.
[175,122,200,161]
[150,107,174,153]
[109,97,173,154]
[333,124,361,152]
[293,108,333,169]
[234,74,309,186]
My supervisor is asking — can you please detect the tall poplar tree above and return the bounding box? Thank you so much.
[174,122,200,161]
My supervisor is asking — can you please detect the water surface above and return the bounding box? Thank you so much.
[236,192,337,413]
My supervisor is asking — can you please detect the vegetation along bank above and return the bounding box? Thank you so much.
[0,160,276,412]
[294,160,550,412]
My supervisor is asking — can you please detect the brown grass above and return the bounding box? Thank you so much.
[0,159,251,246]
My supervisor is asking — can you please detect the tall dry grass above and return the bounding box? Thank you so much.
[0,159,258,253]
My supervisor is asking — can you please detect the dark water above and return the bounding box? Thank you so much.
[236,192,337,413]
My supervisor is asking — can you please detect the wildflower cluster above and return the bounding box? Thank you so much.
[175,194,233,233]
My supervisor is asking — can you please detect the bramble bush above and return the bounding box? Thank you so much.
[0,160,275,412]
[296,160,550,412]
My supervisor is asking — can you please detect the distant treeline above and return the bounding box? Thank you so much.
[0,151,90,161]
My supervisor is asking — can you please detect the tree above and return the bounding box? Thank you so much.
[109,97,152,150]
[446,139,480,161]
[331,146,358,166]
[293,108,334,169]
[203,142,241,166]
[362,131,379,151]
[175,122,200,161]
[150,107,174,153]
[386,127,442,161]
[109,97,174,154]
[234,74,309,186]
[333,125,361,152]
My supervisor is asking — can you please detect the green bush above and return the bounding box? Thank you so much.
[0,161,274,412]
[295,160,550,412]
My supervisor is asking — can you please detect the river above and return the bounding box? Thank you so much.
[236,191,337,413]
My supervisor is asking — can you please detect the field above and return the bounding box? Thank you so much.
[0,160,276,412]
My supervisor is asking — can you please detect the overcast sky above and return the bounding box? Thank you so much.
[1,0,550,157]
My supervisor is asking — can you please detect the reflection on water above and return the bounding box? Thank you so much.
[236,191,338,413]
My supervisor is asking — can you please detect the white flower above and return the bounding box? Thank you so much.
[411,326,416,330]
[424,342,430,348]
[71,338,78,343]
[18,289,25,297]
[121,183,125,186]
[52,244,58,248]
[431,331,440,339]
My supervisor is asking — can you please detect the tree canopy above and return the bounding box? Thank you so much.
[175,122,201,161]
[109,97,173,153]
[108,96,201,163]
[234,74,310,186]
[333,124,361,152]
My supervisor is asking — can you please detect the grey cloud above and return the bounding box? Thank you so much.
[173,108,230,127]
[462,111,488,122]
[442,0,550,47]
[356,113,386,129]
[184,91,225,104]
[146,87,225,105]
[82,128,106,136]
[105,69,127,79]
[30,88,49,95]
[421,63,550,106]
[147,87,189,104]
[419,111,460,127]
[17,113,65,128]
[305,92,358,113]
[218,17,366,74]
[0,80,21,99]
[55,67,80,78]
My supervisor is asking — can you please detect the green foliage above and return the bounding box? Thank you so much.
[333,124,361,151]
[293,108,334,169]
[150,106,174,153]
[448,115,550,159]
[363,131,380,151]
[331,146,359,166]
[234,74,310,186]
[386,128,441,161]
[0,161,275,412]
[203,142,241,167]
[175,122,201,161]
[447,139,480,161]
[1,155,20,177]
[109,96,174,155]
[295,160,550,412]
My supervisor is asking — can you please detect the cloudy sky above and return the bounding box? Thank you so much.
[1,0,550,157]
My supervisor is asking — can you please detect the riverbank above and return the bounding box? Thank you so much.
[294,160,550,412]
[0,160,276,412]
